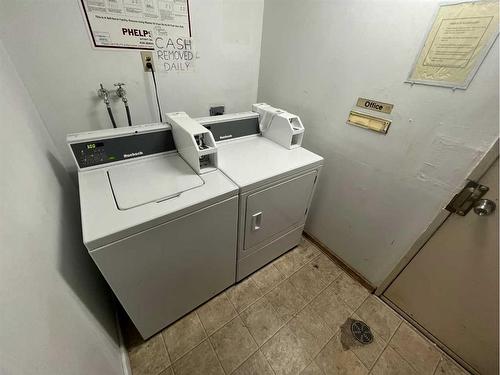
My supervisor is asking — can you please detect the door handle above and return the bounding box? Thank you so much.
[446,181,489,216]
[473,199,496,216]
[251,212,262,231]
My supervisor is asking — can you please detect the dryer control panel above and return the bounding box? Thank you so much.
[69,128,176,169]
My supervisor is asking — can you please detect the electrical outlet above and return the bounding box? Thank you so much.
[210,105,225,116]
[140,51,154,72]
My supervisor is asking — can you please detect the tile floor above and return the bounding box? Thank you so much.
[121,237,470,375]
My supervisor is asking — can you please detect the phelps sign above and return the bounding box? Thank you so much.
[80,0,191,50]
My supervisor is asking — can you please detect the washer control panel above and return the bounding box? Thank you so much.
[70,129,176,169]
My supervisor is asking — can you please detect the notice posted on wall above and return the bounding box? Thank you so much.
[152,26,198,73]
[80,0,191,50]
[407,0,498,89]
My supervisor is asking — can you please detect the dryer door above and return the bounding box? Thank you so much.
[244,170,317,250]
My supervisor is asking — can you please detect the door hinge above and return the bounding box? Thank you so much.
[446,181,489,216]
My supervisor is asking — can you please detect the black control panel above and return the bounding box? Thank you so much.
[203,117,260,141]
[70,129,176,168]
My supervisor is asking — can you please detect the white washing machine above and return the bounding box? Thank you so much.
[67,120,238,339]
[196,104,323,281]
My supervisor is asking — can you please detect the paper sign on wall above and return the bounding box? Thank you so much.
[152,27,199,73]
[80,0,191,50]
[407,0,499,89]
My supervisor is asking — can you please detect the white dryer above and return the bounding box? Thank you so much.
[196,105,323,281]
[67,122,238,339]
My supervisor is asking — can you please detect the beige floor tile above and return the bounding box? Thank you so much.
[371,346,416,375]
[261,325,312,375]
[197,292,237,335]
[128,334,170,375]
[300,361,324,375]
[227,277,263,312]
[295,237,321,263]
[390,322,441,374]
[273,246,309,277]
[162,311,206,362]
[288,304,334,358]
[158,367,173,375]
[349,314,387,370]
[232,350,274,375]
[356,296,401,342]
[289,262,328,302]
[266,280,307,321]
[434,357,469,375]
[241,297,284,346]
[310,285,353,334]
[251,263,286,294]
[172,340,224,375]
[309,253,342,285]
[330,273,369,310]
[210,316,258,373]
[315,334,368,375]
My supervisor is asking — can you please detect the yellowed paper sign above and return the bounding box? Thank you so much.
[408,0,499,88]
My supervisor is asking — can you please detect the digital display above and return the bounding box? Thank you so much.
[86,142,104,150]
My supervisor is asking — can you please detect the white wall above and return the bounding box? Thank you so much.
[0,0,264,170]
[258,0,499,286]
[0,40,123,375]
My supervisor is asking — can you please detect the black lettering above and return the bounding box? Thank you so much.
[155,37,164,49]
[156,50,165,60]
[176,38,185,49]
[166,38,175,48]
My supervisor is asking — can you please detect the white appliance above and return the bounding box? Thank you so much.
[196,104,323,281]
[67,122,238,339]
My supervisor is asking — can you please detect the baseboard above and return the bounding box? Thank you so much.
[114,307,132,375]
[303,231,376,293]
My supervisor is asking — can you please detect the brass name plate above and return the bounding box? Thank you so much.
[347,111,391,134]
[356,98,393,114]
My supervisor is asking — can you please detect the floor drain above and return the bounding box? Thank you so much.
[350,320,373,345]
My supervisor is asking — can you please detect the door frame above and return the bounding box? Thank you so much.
[376,137,499,296]
[375,138,499,374]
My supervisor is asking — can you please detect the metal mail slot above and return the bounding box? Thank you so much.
[347,111,391,134]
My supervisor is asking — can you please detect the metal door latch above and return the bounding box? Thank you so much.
[473,199,496,216]
[446,181,489,216]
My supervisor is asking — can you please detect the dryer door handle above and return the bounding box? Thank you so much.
[251,212,262,231]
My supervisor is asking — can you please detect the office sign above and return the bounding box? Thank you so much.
[356,98,394,114]
[80,0,191,50]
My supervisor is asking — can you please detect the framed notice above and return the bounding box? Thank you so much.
[80,0,191,50]
[407,0,499,89]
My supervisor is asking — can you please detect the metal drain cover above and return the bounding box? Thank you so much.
[351,320,373,345]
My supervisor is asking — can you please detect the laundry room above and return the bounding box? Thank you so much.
[0,1,498,375]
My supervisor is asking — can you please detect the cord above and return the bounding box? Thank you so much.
[125,102,132,127]
[106,105,117,128]
[146,62,163,123]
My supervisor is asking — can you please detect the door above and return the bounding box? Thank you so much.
[244,170,317,250]
[384,158,498,375]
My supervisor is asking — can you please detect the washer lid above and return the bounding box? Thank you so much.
[217,136,323,192]
[108,154,204,210]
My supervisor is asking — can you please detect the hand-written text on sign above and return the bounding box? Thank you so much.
[154,35,198,73]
